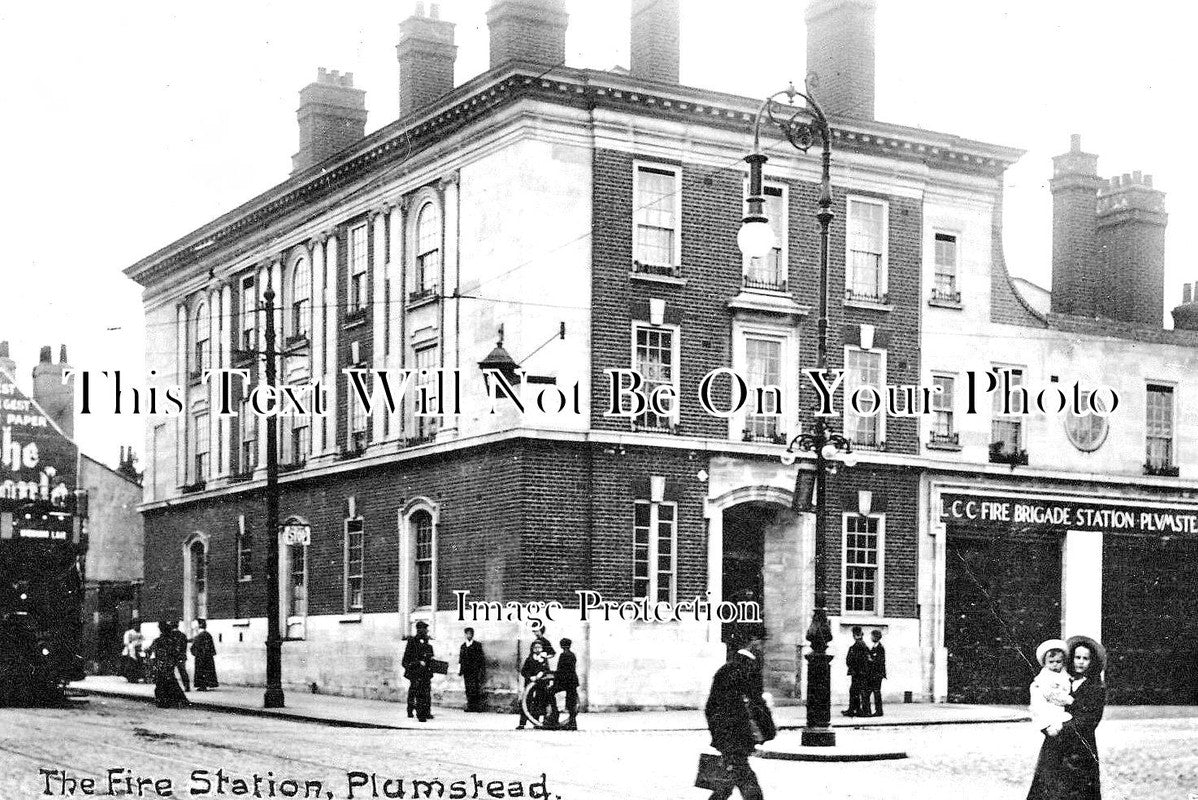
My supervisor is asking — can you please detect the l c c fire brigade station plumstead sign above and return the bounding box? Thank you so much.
[940,493,1198,535]
[279,522,311,546]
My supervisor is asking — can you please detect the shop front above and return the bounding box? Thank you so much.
[926,482,1198,704]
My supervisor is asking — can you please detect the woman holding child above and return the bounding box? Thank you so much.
[1027,635,1106,800]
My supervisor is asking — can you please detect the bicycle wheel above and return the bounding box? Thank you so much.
[521,682,553,728]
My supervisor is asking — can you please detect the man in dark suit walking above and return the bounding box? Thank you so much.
[704,632,771,800]
[402,621,435,722]
[555,638,579,730]
[168,620,191,692]
[459,627,486,712]
[843,625,870,717]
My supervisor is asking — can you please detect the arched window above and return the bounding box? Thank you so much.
[291,257,311,340]
[183,535,209,631]
[415,202,441,293]
[193,301,210,375]
[411,509,434,608]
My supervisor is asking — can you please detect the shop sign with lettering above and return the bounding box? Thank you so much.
[940,493,1198,535]
[0,375,76,510]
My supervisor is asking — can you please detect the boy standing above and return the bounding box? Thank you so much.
[556,638,579,730]
[866,629,887,717]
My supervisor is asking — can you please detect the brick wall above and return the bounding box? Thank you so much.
[589,148,922,455]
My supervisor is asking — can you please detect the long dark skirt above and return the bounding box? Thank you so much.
[194,656,218,690]
[1028,734,1101,800]
[153,667,189,708]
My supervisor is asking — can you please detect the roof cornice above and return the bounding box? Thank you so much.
[124,63,1025,287]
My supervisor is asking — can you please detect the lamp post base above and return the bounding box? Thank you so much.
[800,727,837,747]
[263,687,285,708]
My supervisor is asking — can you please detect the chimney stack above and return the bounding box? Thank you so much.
[291,68,368,175]
[397,2,457,119]
[804,0,876,119]
[1173,282,1198,331]
[1049,134,1103,317]
[32,343,74,438]
[1096,171,1167,327]
[487,0,569,70]
[630,0,680,84]
[0,341,15,379]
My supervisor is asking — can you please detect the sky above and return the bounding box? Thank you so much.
[0,0,1193,468]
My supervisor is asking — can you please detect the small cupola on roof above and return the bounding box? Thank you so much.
[804,0,876,120]
[630,0,680,84]
[487,0,569,69]
[397,2,457,119]
[291,68,368,176]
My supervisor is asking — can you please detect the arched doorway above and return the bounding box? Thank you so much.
[721,499,805,699]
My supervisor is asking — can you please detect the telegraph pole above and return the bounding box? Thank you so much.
[263,286,285,708]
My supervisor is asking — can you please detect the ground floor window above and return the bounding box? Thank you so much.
[634,500,677,602]
[843,514,882,614]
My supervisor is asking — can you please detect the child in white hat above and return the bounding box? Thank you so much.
[1030,638,1073,735]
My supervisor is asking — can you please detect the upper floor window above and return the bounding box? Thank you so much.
[632,324,678,432]
[843,514,882,614]
[344,517,364,611]
[413,343,439,440]
[1146,384,1175,473]
[990,367,1027,464]
[192,302,210,377]
[633,499,676,603]
[288,412,310,465]
[930,374,957,446]
[240,393,258,473]
[932,233,959,302]
[415,202,441,294]
[240,275,256,351]
[192,412,209,483]
[744,335,783,442]
[633,164,680,271]
[291,257,311,340]
[349,224,368,312]
[846,197,888,303]
[744,185,786,291]
[844,348,884,449]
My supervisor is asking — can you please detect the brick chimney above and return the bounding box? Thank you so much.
[487,0,568,69]
[32,344,74,438]
[1096,171,1167,327]
[397,2,457,119]
[630,0,680,84]
[1049,134,1103,317]
[804,0,876,120]
[1172,282,1198,331]
[0,341,15,379]
[291,68,368,175]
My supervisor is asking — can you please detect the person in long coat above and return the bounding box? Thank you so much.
[459,627,486,712]
[146,622,188,709]
[167,620,190,691]
[191,619,218,691]
[1027,635,1106,800]
[555,637,580,730]
[704,633,770,800]
[402,621,435,722]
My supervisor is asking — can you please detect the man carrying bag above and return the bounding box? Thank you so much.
[697,631,774,800]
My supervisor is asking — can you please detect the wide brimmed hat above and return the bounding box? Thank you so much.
[1035,639,1069,666]
[1065,635,1106,676]
[414,620,429,630]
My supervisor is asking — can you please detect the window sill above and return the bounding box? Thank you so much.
[180,480,207,495]
[407,287,440,309]
[343,309,368,329]
[926,440,962,452]
[1144,464,1180,477]
[837,616,887,627]
[629,271,686,287]
[338,613,364,624]
[231,350,256,368]
[844,297,894,312]
[727,291,810,318]
[928,297,963,310]
[285,334,311,351]
[238,576,252,584]
[230,618,251,628]
[338,446,367,461]
[279,460,306,473]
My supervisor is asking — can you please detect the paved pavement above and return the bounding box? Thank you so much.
[72,675,1030,731]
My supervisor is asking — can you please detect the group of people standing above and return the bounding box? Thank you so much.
[402,620,580,730]
[122,619,219,708]
[843,626,887,717]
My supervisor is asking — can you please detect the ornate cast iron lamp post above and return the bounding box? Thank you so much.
[738,82,854,747]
